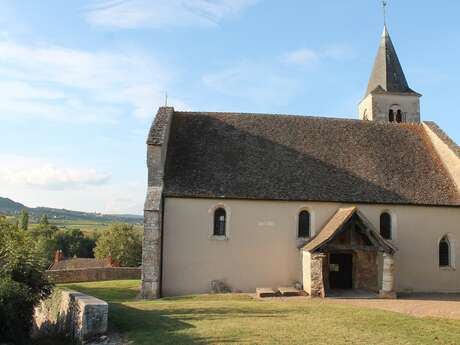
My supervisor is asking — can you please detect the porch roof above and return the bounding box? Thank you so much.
[302,207,397,254]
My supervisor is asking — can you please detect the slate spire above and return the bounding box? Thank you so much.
[365,25,416,96]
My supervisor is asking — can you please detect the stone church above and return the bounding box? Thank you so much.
[141,25,460,299]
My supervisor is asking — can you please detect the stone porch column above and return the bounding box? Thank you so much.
[379,253,397,299]
[303,251,326,298]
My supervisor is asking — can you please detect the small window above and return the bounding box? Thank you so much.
[389,110,395,122]
[380,212,392,240]
[439,237,450,267]
[396,110,403,123]
[298,211,311,238]
[213,208,226,236]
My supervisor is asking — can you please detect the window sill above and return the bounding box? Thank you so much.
[439,266,455,271]
[209,235,228,241]
[296,237,311,248]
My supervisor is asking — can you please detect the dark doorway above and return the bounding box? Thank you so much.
[329,253,353,289]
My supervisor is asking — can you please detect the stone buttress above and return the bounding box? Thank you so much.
[141,107,174,299]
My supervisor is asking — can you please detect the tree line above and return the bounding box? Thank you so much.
[17,209,142,267]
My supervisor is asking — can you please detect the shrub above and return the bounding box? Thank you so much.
[0,217,53,344]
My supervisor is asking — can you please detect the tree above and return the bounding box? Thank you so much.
[0,217,53,344]
[19,209,29,231]
[94,223,142,267]
[39,214,49,228]
[54,228,97,258]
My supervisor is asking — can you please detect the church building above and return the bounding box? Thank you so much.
[141,25,460,299]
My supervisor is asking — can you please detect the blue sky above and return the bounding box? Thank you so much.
[1,0,459,214]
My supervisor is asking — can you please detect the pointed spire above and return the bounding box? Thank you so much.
[365,25,416,96]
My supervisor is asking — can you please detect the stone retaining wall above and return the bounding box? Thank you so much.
[32,288,108,344]
[46,267,141,284]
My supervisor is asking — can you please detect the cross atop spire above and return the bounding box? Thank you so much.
[382,1,387,27]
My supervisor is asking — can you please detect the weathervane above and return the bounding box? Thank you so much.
[382,0,388,26]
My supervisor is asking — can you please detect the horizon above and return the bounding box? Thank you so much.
[1,1,460,214]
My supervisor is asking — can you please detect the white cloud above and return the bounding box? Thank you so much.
[282,45,353,66]
[202,62,299,106]
[86,0,258,29]
[0,39,185,123]
[0,155,111,190]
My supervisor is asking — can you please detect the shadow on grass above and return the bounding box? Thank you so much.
[61,285,284,344]
[108,301,285,345]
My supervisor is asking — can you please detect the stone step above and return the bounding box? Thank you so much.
[278,287,301,297]
[256,288,278,298]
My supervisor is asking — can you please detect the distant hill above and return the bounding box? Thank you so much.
[0,197,142,224]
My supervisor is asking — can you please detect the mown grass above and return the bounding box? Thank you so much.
[59,280,460,345]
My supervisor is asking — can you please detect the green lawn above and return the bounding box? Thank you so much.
[60,280,460,345]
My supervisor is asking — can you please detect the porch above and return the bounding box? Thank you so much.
[302,207,397,298]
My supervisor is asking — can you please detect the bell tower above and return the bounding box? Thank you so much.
[359,23,421,123]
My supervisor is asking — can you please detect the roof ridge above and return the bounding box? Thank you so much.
[174,110,426,127]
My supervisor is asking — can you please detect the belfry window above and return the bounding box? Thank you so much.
[213,208,226,236]
[380,212,392,240]
[389,110,395,122]
[298,211,311,238]
[396,110,403,123]
[439,236,450,267]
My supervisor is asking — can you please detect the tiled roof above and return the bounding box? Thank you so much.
[160,111,459,206]
[302,207,357,252]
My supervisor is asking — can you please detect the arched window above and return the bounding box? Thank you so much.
[213,208,226,236]
[298,211,311,238]
[439,236,450,267]
[380,212,392,240]
[389,110,395,122]
[396,110,403,123]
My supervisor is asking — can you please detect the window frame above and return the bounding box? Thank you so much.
[379,212,392,240]
[438,234,455,270]
[389,109,395,122]
[396,110,403,123]
[298,210,311,239]
[208,204,231,241]
[296,207,314,240]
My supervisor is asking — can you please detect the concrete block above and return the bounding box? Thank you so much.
[256,288,278,298]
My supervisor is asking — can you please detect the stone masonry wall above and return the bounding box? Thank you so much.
[142,107,174,299]
[354,251,379,292]
[310,253,326,298]
[45,267,141,284]
[32,288,108,344]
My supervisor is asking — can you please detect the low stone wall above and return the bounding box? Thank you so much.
[32,288,108,344]
[46,267,141,284]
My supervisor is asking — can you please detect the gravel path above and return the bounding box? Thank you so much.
[329,293,460,319]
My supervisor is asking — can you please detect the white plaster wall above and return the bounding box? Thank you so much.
[162,198,460,296]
